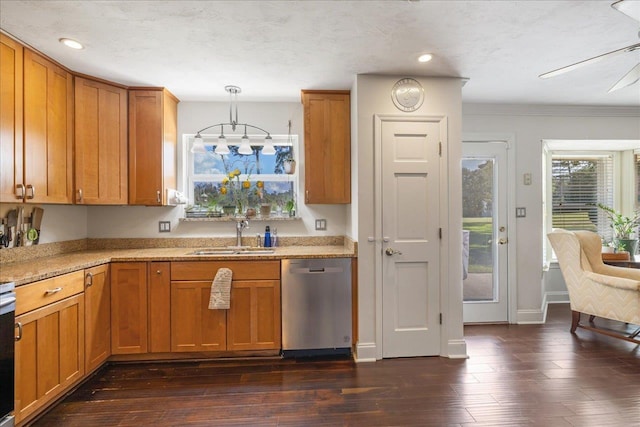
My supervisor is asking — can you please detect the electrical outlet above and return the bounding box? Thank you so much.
[159,221,171,232]
[523,173,532,185]
[315,219,327,231]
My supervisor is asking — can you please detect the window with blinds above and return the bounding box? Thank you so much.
[551,155,614,241]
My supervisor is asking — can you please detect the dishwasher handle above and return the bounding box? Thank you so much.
[290,266,344,274]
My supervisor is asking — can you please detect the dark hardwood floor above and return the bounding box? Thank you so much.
[31,304,640,426]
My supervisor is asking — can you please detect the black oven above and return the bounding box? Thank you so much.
[0,282,16,427]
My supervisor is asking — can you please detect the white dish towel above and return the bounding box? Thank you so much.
[208,267,233,309]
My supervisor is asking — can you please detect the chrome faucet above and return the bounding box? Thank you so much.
[235,218,249,247]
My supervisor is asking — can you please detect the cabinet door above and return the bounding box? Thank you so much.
[170,281,226,352]
[0,34,23,203]
[148,262,171,352]
[111,262,148,354]
[302,90,351,204]
[128,89,177,205]
[15,294,85,424]
[75,77,128,204]
[85,264,111,373]
[227,280,281,351]
[23,49,73,204]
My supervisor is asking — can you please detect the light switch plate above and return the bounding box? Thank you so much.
[516,207,526,218]
[159,221,171,232]
[315,219,327,230]
[523,173,532,185]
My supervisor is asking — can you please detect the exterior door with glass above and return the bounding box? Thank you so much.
[462,142,509,323]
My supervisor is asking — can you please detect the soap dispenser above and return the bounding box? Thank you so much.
[264,226,272,247]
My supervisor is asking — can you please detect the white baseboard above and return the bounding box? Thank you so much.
[516,301,546,324]
[445,339,468,359]
[545,291,569,304]
[355,342,377,362]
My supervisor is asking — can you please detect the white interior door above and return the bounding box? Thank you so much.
[381,119,441,358]
[462,142,509,323]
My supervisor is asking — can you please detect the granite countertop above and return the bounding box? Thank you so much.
[0,245,356,286]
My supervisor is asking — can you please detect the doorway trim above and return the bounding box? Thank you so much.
[374,114,464,359]
[462,133,518,324]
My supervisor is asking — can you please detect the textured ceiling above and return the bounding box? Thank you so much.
[1,0,639,106]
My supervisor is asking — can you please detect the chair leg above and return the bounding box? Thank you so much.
[571,311,580,333]
[588,315,596,323]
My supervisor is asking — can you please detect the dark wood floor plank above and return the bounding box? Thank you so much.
[30,304,640,426]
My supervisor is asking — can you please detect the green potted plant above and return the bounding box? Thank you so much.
[597,203,640,254]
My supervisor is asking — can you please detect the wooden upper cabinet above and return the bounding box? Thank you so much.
[22,48,73,203]
[0,33,23,203]
[301,90,351,204]
[74,77,128,204]
[128,89,178,205]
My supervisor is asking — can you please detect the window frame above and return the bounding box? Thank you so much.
[183,133,299,215]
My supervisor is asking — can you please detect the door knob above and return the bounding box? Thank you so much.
[385,248,402,256]
[498,238,508,245]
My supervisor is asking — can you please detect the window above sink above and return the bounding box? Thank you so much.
[183,133,299,219]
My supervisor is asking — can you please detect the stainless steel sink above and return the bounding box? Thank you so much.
[187,247,275,255]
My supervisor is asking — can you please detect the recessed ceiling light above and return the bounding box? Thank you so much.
[59,38,84,50]
[418,53,433,63]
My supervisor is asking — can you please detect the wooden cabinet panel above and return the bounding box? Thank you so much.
[23,49,73,203]
[227,280,281,351]
[14,294,85,424]
[170,281,227,352]
[0,33,23,203]
[110,262,148,354]
[171,261,280,281]
[15,270,84,316]
[148,262,171,352]
[84,264,111,373]
[301,90,351,204]
[75,77,128,204]
[128,89,178,205]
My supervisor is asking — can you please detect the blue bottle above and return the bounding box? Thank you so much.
[264,226,271,247]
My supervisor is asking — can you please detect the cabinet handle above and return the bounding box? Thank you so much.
[85,272,93,287]
[156,270,162,274]
[305,190,309,202]
[45,287,63,295]
[15,322,22,341]
[16,184,25,200]
[26,184,35,199]
[156,190,161,204]
[78,188,83,202]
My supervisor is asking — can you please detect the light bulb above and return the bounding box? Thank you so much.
[262,135,276,155]
[238,135,253,155]
[191,134,206,153]
[215,136,230,155]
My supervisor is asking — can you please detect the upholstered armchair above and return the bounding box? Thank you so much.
[547,229,640,344]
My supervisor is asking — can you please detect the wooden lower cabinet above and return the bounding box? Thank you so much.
[170,281,226,352]
[14,294,85,424]
[227,280,281,351]
[110,262,148,354]
[170,260,281,352]
[84,264,111,373]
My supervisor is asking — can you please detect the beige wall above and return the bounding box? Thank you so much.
[353,75,465,360]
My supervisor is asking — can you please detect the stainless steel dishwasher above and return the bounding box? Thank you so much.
[281,258,352,357]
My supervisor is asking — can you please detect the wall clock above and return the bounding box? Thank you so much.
[391,78,424,112]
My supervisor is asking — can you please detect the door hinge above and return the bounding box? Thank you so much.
[439,313,443,324]
[438,142,442,157]
[438,228,442,239]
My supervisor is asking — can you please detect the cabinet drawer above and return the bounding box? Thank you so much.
[16,270,85,315]
[171,261,280,281]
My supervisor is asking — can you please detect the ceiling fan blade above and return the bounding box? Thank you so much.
[539,43,640,79]
[612,0,640,22]
[608,62,640,92]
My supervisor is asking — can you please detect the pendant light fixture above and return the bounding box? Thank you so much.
[193,85,274,156]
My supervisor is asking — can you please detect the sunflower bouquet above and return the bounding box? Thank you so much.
[220,169,263,216]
